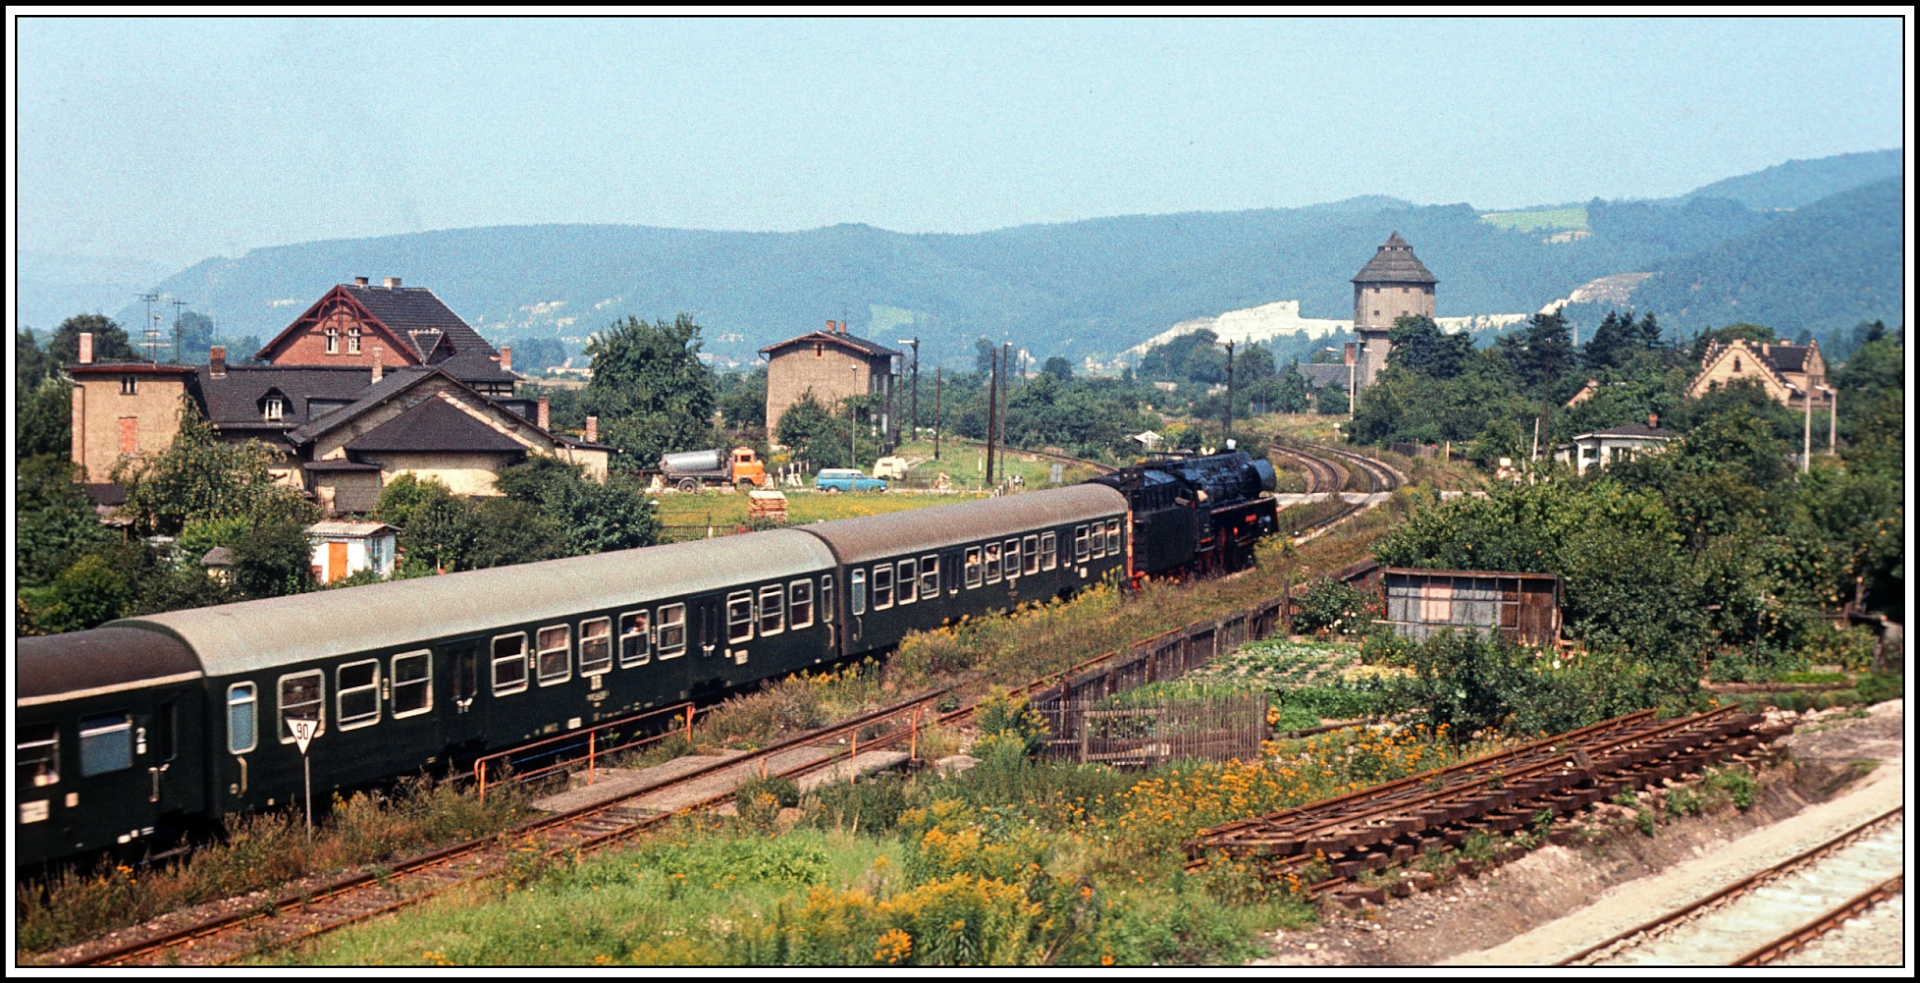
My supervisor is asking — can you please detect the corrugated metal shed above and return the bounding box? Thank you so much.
[800,485,1127,565]
[112,529,837,678]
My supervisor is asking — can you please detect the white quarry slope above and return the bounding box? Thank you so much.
[1120,299,1529,363]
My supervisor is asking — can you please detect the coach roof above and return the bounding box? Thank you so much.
[110,530,837,678]
[797,484,1127,566]
[18,628,204,706]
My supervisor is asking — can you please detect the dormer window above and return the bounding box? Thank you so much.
[264,397,285,422]
[120,375,138,395]
[347,326,361,354]
[325,325,339,354]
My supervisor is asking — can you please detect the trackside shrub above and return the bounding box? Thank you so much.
[1292,578,1378,636]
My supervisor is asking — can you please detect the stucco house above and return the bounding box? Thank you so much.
[1685,337,1832,411]
[760,320,900,444]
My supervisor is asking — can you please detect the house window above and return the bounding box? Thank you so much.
[537,624,572,685]
[579,618,612,675]
[120,375,138,395]
[337,660,381,729]
[226,683,257,755]
[391,651,432,716]
[815,342,824,357]
[79,711,134,777]
[657,603,687,658]
[325,325,339,354]
[790,580,814,630]
[492,633,529,695]
[619,611,651,667]
[727,591,755,643]
[1732,357,1742,373]
[278,671,325,744]
[347,326,361,354]
[18,722,60,789]
[264,397,284,422]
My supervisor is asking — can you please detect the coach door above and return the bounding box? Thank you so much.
[439,635,488,752]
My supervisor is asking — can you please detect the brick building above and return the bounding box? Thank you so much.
[1685,337,1832,411]
[67,278,609,513]
[760,320,900,444]
[1350,232,1438,397]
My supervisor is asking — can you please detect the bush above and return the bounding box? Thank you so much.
[971,691,1050,759]
[1292,578,1378,636]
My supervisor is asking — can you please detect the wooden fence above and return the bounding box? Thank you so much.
[1026,588,1290,764]
[1033,693,1269,767]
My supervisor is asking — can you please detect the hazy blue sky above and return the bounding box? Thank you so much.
[13,15,1907,271]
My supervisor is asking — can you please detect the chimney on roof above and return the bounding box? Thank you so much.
[79,332,94,364]
[210,345,227,378]
[537,397,550,430]
[1760,342,1771,357]
[1648,413,1658,429]
[826,319,836,335]
[500,346,513,372]
[371,346,384,384]
[354,276,369,286]
[384,277,401,288]
[585,415,599,443]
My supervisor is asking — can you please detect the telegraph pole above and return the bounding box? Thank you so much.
[1000,341,1013,479]
[933,367,943,460]
[1222,340,1235,445]
[169,298,191,364]
[984,349,999,486]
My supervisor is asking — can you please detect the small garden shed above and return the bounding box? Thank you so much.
[1378,567,1563,647]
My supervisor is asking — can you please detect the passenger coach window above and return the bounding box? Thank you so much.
[1024,535,1041,575]
[278,671,325,744]
[759,585,786,635]
[227,683,258,755]
[920,555,939,598]
[620,611,651,666]
[821,576,835,623]
[580,618,613,675]
[657,604,687,658]
[873,565,894,609]
[337,660,381,729]
[851,569,867,615]
[897,559,916,604]
[1004,539,1021,579]
[1075,525,1091,562]
[537,625,572,685]
[1042,532,1058,570]
[1090,525,1106,559]
[790,580,814,629]
[728,592,755,643]
[492,633,529,696]
[985,543,1002,583]
[79,711,134,776]
[965,547,983,588]
[1107,519,1122,555]
[391,652,432,717]
[18,722,59,788]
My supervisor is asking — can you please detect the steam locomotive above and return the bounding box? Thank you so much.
[15,451,1276,869]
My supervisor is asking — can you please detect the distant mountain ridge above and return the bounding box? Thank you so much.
[52,148,1903,368]
[1682,149,1901,211]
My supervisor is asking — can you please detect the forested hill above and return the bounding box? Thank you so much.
[1682,149,1902,211]
[1624,177,1905,338]
[112,151,1902,368]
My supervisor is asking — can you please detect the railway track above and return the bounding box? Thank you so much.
[1268,440,1404,539]
[1183,706,1789,907]
[1555,806,1904,967]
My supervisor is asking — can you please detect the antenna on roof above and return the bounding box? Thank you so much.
[136,292,161,362]
[170,297,192,364]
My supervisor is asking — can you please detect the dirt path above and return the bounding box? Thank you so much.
[1252,699,1906,967]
